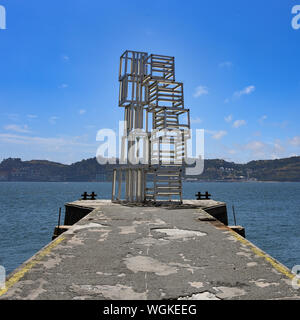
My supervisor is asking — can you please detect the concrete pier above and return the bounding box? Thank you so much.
[0,200,299,300]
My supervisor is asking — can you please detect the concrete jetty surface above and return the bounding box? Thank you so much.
[0,200,299,300]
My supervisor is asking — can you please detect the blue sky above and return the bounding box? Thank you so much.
[0,0,300,164]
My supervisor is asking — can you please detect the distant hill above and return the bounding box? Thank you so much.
[0,156,300,182]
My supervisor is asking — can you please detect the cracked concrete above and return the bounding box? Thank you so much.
[213,286,247,299]
[179,292,220,300]
[153,228,207,240]
[1,200,300,300]
[124,256,178,276]
[71,284,147,300]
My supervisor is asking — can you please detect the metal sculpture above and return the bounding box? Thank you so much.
[112,50,190,203]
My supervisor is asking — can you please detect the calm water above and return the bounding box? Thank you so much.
[0,181,299,274]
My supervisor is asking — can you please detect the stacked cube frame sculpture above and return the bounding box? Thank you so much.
[112,50,191,204]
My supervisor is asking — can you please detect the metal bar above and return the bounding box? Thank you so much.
[118,170,122,200]
[112,169,117,201]
[232,205,237,226]
[57,207,61,228]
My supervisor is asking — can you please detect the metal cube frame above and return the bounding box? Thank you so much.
[112,50,191,204]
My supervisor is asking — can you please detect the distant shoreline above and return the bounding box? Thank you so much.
[1,156,299,183]
[1,180,300,183]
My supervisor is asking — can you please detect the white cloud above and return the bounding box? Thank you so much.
[272,121,288,129]
[6,114,20,121]
[244,140,286,159]
[228,149,237,155]
[206,130,227,140]
[273,141,285,154]
[224,115,233,122]
[212,130,227,140]
[193,86,208,98]
[79,109,87,115]
[208,137,295,163]
[62,55,70,61]
[234,85,255,98]
[258,115,267,124]
[289,153,298,157]
[219,61,232,68]
[59,83,68,89]
[0,133,95,149]
[0,133,97,163]
[245,141,266,155]
[27,114,38,119]
[49,116,59,125]
[85,125,96,129]
[4,124,31,133]
[253,131,261,137]
[233,120,246,128]
[289,136,300,146]
[190,117,202,124]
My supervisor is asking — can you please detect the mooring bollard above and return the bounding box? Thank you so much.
[90,192,97,200]
[81,192,97,200]
[81,192,88,200]
[195,191,211,200]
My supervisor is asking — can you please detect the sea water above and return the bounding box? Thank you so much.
[0,181,299,274]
